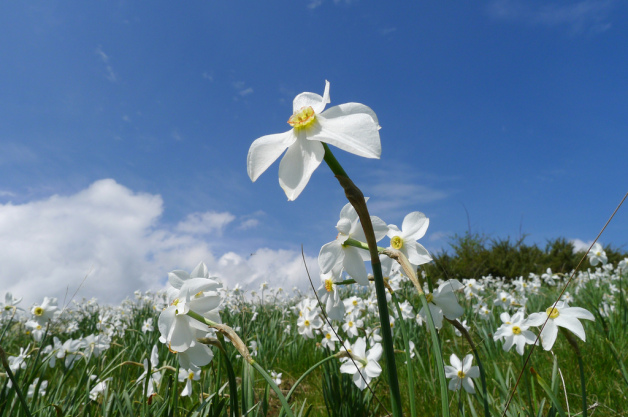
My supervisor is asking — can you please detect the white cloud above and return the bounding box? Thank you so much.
[176,211,235,235]
[95,46,117,82]
[488,0,614,34]
[239,87,254,97]
[570,238,600,253]
[0,179,316,306]
[366,183,449,219]
[307,0,323,9]
[238,218,260,230]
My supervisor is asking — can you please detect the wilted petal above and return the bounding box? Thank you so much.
[247,130,296,182]
[278,134,325,200]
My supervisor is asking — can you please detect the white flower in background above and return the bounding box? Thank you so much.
[525,301,595,350]
[339,337,383,390]
[418,279,464,329]
[270,370,282,386]
[397,300,415,320]
[445,353,480,394]
[297,309,323,339]
[25,320,45,342]
[31,297,58,324]
[493,311,537,355]
[178,368,200,397]
[588,242,607,266]
[541,268,558,286]
[8,345,30,373]
[618,258,628,273]
[1,292,23,315]
[342,313,363,338]
[386,212,432,267]
[137,345,161,397]
[142,318,154,333]
[247,80,381,200]
[319,201,388,285]
[320,324,340,351]
[453,319,471,337]
[316,265,346,321]
[27,378,47,398]
[89,377,111,401]
[344,296,365,316]
[494,291,514,310]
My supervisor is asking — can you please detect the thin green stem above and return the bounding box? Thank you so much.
[392,294,417,417]
[561,329,587,417]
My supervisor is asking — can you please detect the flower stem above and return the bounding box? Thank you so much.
[561,328,587,417]
[322,143,403,417]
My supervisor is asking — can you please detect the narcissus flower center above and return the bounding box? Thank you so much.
[304,320,310,327]
[288,106,316,128]
[326,333,332,339]
[512,326,522,335]
[324,279,333,292]
[391,236,404,249]
[546,307,560,319]
[33,307,44,316]
[187,372,195,380]
[457,370,466,378]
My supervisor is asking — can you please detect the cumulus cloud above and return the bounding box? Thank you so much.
[570,238,600,253]
[0,179,317,306]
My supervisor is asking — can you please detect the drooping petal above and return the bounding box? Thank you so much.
[310,113,381,159]
[540,321,558,351]
[554,315,587,341]
[343,247,369,285]
[401,212,429,241]
[319,241,344,274]
[293,80,330,114]
[320,102,380,129]
[405,241,432,266]
[278,134,325,200]
[247,130,296,182]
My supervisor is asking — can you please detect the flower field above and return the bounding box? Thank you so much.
[2,81,627,417]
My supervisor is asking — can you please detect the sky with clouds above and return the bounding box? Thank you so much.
[1,0,627,305]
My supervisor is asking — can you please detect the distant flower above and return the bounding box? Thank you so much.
[493,311,537,355]
[316,264,345,321]
[320,324,340,351]
[339,337,382,390]
[297,310,323,339]
[418,279,464,329]
[27,378,47,398]
[89,377,111,401]
[178,368,200,397]
[386,212,432,267]
[270,370,282,386]
[31,297,58,324]
[319,201,388,285]
[588,242,607,266]
[247,80,381,200]
[525,301,595,350]
[445,353,480,393]
[142,318,154,333]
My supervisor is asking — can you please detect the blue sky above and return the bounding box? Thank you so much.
[1,0,627,304]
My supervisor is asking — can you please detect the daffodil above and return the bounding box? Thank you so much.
[444,353,480,393]
[525,301,595,350]
[386,211,432,267]
[588,242,607,266]
[493,311,537,355]
[417,279,464,329]
[247,81,381,200]
[339,337,383,390]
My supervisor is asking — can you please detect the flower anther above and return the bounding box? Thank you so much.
[546,307,560,319]
[33,307,44,316]
[287,106,316,128]
[457,370,466,378]
[512,326,522,335]
[324,279,334,292]
[391,236,404,250]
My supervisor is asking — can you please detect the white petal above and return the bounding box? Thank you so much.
[319,241,344,274]
[554,315,587,341]
[401,212,429,241]
[320,102,380,128]
[560,307,595,321]
[247,130,296,181]
[310,113,381,159]
[449,353,462,370]
[462,354,474,372]
[405,241,432,266]
[343,247,369,285]
[462,377,475,394]
[540,321,558,351]
[278,134,325,200]
[293,80,330,114]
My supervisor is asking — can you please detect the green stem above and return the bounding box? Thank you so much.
[250,361,295,417]
[392,294,417,417]
[323,143,403,417]
[561,329,587,417]
[0,344,34,417]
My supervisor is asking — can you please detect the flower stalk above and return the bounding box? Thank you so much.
[322,143,403,417]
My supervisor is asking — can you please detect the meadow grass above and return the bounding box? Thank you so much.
[1,236,627,416]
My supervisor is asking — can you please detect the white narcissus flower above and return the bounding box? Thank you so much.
[493,311,537,355]
[247,80,381,200]
[525,301,595,351]
[418,279,464,329]
[445,353,480,394]
[387,212,432,267]
[339,337,382,390]
[319,201,388,285]
[297,309,323,339]
[31,297,58,325]
[178,368,200,397]
[588,242,607,266]
[316,264,345,321]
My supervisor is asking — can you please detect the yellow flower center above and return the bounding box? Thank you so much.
[33,307,44,316]
[304,320,310,327]
[326,333,332,339]
[457,370,465,378]
[324,279,333,292]
[348,321,354,327]
[512,326,522,335]
[188,372,195,380]
[391,236,404,250]
[546,307,560,319]
[426,294,433,303]
[195,291,204,298]
[352,300,358,307]
[288,106,316,128]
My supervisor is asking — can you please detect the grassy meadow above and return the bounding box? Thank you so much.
[1,236,627,417]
